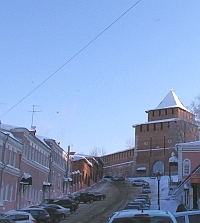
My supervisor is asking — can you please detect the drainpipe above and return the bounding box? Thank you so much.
[0,134,9,205]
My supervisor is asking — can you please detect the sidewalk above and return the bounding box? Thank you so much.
[148,175,179,213]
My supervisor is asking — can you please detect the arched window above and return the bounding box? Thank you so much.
[183,159,191,176]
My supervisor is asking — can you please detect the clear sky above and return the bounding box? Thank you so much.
[1,1,200,155]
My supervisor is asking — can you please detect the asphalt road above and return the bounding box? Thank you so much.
[61,179,141,223]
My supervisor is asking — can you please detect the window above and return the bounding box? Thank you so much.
[13,152,16,167]
[8,150,12,165]
[161,123,163,130]
[154,123,156,131]
[4,184,9,201]
[165,109,167,115]
[9,185,13,202]
[159,110,161,116]
[147,124,149,131]
[183,159,191,176]
[140,125,142,132]
[172,108,174,114]
[152,111,154,117]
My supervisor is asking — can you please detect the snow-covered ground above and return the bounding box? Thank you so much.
[127,175,180,213]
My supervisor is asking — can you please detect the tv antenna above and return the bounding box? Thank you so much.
[29,105,42,129]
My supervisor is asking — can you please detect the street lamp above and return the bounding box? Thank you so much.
[156,171,162,210]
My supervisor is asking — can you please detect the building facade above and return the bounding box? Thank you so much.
[133,89,198,177]
[102,89,198,178]
[0,123,104,212]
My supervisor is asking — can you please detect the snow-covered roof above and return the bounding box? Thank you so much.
[169,156,178,163]
[176,141,200,147]
[133,118,179,127]
[72,154,93,167]
[146,89,189,112]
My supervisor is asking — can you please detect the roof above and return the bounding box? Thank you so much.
[176,141,200,148]
[110,209,175,218]
[133,117,179,127]
[146,89,189,112]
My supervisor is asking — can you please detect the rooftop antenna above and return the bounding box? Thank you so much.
[29,105,42,129]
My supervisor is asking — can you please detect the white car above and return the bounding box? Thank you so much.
[174,210,200,223]
[108,210,177,223]
[132,179,149,186]
[0,211,36,223]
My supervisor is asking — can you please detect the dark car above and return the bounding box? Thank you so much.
[18,208,50,223]
[87,192,106,201]
[0,220,15,223]
[41,198,78,214]
[0,218,15,223]
[111,176,125,181]
[74,192,94,203]
[43,207,63,223]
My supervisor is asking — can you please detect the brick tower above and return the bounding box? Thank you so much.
[133,89,198,176]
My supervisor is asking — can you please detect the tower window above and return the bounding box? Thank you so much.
[154,123,156,131]
[140,125,142,132]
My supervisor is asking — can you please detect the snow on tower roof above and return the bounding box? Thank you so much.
[146,88,189,112]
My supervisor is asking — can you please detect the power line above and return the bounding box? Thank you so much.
[0,0,142,119]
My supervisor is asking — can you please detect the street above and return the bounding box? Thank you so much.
[61,176,179,223]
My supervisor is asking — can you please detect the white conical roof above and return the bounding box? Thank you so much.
[155,89,188,111]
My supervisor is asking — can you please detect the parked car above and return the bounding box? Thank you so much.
[87,192,106,201]
[74,192,94,203]
[137,194,151,205]
[42,207,63,223]
[0,219,15,223]
[111,176,125,181]
[124,204,140,210]
[134,198,149,205]
[132,179,149,186]
[41,198,78,214]
[141,185,151,193]
[18,208,50,223]
[41,204,70,219]
[0,211,36,223]
[125,201,149,210]
[108,210,177,223]
[103,176,113,180]
[174,210,200,223]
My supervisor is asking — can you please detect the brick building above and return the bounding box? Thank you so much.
[71,154,104,192]
[102,89,199,177]
[0,123,104,212]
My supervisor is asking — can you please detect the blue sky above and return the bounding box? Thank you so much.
[1,0,200,155]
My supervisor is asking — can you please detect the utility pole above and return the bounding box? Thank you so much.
[65,146,70,194]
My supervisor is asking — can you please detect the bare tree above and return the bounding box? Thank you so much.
[90,147,106,156]
[190,94,200,126]
[126,137,135,149]
[169,119,198,144]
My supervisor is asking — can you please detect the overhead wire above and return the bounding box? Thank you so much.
[0,0,142,118]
